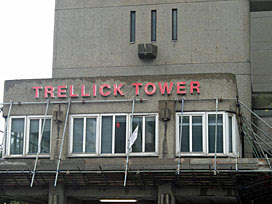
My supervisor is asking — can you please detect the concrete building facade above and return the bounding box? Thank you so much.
[0,0,272,204]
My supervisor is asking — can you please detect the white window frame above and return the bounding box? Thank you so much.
[99,114,129,156]
[176,112,238,156]
[175,112,206,156]
[26,116,52,155]
[6,116,52,158]
[69,114,99,156]
[129,113,159,156]
[69,113,158,157]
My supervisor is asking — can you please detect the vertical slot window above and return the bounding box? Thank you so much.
[145,117,156,152]
[130,11,136,42]
[85,118,96,153]
[208,114,223,153]
[172,9,177,40]
[115,116,127,153]
[179,116,189,152]
[229,116,233,153]
[132,117,143,152]
[73,118,84,153]
[192,116,203,152]
[10,118,25,155]
[101,116,113,154]
[151,10,157,41]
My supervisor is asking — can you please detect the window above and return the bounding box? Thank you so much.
[130,11,136,42]
[69,114,158,156]
[71,116,98,154]
[101,115,127,154]
[132,115,157,153]
[7,116,52,156]
[176,112,237,156]
[10,118,25,155]
[172,9,177,40]
[151,10,157,41]
[28,118,51,154]
[178,114,204,153]
[71,116,97,154]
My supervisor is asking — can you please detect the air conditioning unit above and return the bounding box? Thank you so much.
[138,43,157,59]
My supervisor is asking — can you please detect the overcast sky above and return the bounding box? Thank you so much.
[0,0,55,143]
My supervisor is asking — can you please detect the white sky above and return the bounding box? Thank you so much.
[0,0,55,144]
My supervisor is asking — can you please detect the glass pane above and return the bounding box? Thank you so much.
[151,10,156,41]
[132,117,143,152]
[229,116,233,153]
[41,119,51,153]
[130,11,136,42]
[10,118,24,155]
[145,117,156,152]
[179,116,189,152]
[192,116,203,152]
[86,118,96,153]
[208,114,223,153]
[73,118,83,153]
[29,119,39,153]
[101,116,113,154]
[115,116,126,153]
[172,9,177,40]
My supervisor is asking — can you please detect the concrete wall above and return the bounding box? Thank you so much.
[3,73,238,160]
[52,0,250,78]
[251,11,272,92]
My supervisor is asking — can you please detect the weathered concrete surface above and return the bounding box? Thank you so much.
[53,0,249,72]
[251,11,272,92]
[3,73,239,160]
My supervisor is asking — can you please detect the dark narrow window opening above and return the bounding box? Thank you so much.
[151,10,157,41]
[172,9,177,40]
[130,11,136,42]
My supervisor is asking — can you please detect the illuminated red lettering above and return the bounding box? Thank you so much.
[70,85,79,97]
[93,84,97,97]
[144,83,156,95]
[32,86,42,98]
[114,84,124,96]
[190,81,200,94]
[100,84,111,96]
[158,82,173,95]
[131,83,142,96]
[81,85,90,97]
[177,82,186,94]
[44,86,54,98]
[57,85,67,98]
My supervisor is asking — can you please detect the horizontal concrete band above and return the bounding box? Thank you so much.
[55,0,246,10]
[53,62,250,78]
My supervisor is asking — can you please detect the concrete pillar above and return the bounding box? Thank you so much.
[158,183,175,204]
[48,183,65,204]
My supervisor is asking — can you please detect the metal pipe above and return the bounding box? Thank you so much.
[54,99,71,186]
[0,99,147,106]
[124,98,135,187]
[1,169,272,174]
[1,101,13,156]
[177,98,184,174]
[239,100,272,130]
[244,114,272,143]
[242,116,272,151]
[30,100,50,187]
[214,98,219,173]
[240,111,272,157]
